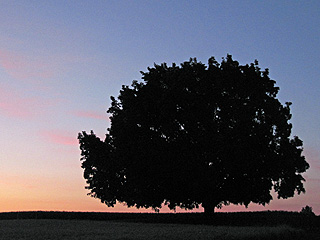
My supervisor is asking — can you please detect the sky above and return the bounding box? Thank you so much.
[0,0,319,214]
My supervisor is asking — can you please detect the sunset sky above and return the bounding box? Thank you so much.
[1,1,319,214]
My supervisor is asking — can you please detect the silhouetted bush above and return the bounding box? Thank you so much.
[300,205,315,216]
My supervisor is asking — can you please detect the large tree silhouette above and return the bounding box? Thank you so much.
[78,55,309,213]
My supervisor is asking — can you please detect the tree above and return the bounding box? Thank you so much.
[78,55,309,213]
[300,205,315,216]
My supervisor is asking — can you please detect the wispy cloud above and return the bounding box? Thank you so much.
[305,176,320,183]
[0,85,47,119]
[40,130,78,146]
[0,49,54,81]
[304,147,320,171]
[73,110,110,121]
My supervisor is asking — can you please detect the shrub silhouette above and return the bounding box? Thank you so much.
[300,205,315,216]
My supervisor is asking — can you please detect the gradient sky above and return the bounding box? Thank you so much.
[0,1,319,214]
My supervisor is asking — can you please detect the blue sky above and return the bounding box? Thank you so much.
[0,1,319,214]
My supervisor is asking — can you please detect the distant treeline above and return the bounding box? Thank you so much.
[0,211,319,229]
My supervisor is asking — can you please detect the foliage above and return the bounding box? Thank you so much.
[300,205,315,216]
[78,55,309,213]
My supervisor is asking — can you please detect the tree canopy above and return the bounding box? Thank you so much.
[78,55,309,213]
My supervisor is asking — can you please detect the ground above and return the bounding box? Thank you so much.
[0,211,319,239]
[0,219,304,240]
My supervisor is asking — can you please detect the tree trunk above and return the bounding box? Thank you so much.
[203,203,215,214]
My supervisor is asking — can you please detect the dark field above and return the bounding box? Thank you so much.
[0,219,305,240]
[0,211,319,239]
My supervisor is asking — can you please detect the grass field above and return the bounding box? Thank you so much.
[1,211,319,239]
[0,219,305,240]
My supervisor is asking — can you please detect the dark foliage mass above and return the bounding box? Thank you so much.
[78,55,309,213]
[301,205,315,216]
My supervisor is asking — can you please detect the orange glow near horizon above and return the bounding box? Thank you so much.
[1,171,318,214]
[0,131,318,215]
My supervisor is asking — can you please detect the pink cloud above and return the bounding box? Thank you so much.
[73,110,110,121]
[40,130,78,146]
[305,176,320,183]
[304,147,320,171]
[0,49,54,81]
[0,85,46,119]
